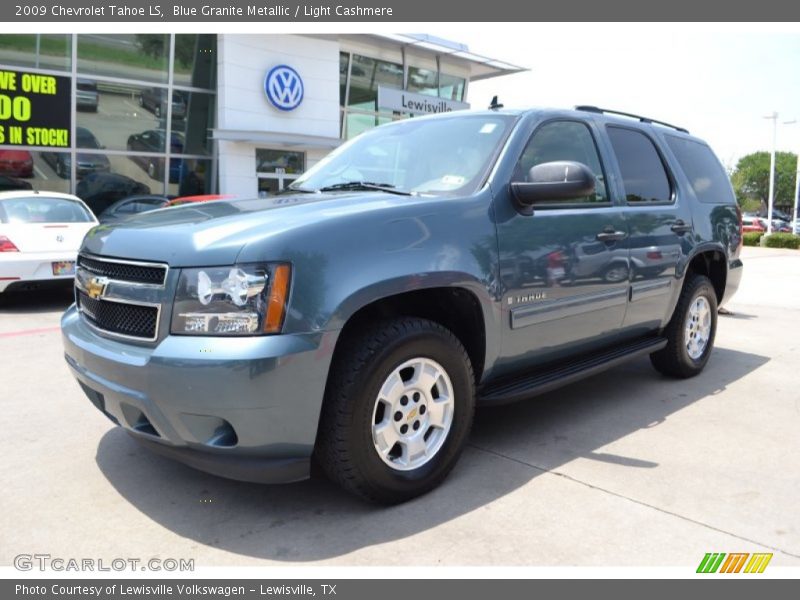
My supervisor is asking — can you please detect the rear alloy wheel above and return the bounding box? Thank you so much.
[315,317,475,504]
[651,273,718,378]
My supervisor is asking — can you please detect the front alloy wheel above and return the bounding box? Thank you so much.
[315,317,475,504]
[371,357,455,471]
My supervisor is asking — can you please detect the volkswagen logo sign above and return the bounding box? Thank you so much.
[264,65,304,111]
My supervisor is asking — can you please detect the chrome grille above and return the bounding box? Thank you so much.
[77,291,159,340]
[77,255,167,285]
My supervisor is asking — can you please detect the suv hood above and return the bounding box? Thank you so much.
[81,192,418,266]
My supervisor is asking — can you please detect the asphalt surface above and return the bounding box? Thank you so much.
[0,246,798,568]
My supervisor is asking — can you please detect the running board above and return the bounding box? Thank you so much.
[478,337,667,406]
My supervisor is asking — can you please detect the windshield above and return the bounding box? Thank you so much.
[292,114,517,196]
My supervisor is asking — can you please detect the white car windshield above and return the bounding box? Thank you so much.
[292,113,517,196]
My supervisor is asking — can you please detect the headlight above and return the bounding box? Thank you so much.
[171,263,291,336]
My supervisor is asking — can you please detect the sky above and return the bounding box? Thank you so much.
[437,24,800,171]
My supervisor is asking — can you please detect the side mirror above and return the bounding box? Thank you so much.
[511,161,596,215]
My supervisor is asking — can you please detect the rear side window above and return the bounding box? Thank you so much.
[607,127,672,203]
[0,197,94,223]
[665,135,735,204]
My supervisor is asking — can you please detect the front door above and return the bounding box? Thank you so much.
[495,119,629,374]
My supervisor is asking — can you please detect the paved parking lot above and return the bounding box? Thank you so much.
[1,246,798,567]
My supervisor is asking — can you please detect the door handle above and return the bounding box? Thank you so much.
[671,219,692,234]
[596,227,627,242]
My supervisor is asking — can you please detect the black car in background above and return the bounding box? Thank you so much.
[0,175,33,192]
[42,127,110,178]
[75,172,150,216]
[139,87,186,120]
[126,130,185,181]
[97,194,172,224]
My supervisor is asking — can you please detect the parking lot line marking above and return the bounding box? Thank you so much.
[0,326,61,338]
[33,164,49,180]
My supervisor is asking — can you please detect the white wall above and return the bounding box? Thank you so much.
[217,34,341,197]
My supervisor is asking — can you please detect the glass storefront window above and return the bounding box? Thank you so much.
[439,73,465,101]
[345,112,393,140]
[75,166,156,216]
[407,67,438,96]
[0,150,69,194]
[339,52,349,106]
[77,34,169,84]
[348,54,403,111]
[168,158,212,197]
[173,35,216,90]
[256,149,305,174]
[76,80,172,152]
[0,35,71,72]
[172,91,213,155]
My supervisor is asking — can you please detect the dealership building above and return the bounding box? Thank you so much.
[0,33,523,211]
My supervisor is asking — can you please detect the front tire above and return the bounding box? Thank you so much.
[650,273,718,378]
[315,317,475,504]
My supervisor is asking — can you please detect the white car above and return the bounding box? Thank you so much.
[0,191,97,293]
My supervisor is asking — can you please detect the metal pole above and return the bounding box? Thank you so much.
[793,152,800,230]
[765,112,777,235]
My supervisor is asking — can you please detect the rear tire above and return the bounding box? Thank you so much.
[314,317,475,504]
[650,274,718,378]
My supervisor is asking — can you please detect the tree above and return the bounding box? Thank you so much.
[731,151,798,212]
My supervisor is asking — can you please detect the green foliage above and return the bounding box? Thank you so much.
[742,232,764,246]
[762,233,800,249]
[136,35,196,68]
[731,151,798,211]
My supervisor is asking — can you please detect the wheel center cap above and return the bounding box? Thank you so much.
[407,407,418,421]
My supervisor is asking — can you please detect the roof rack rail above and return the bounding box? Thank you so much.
[575,105,689,134]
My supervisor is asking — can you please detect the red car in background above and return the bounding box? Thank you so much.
[0,150,34,178]
[741,217,767,233]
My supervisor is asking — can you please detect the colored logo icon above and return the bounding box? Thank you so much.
[696,552,772,573]
[264,65,304,111]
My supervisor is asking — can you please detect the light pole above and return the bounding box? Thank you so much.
[764,112,778,235]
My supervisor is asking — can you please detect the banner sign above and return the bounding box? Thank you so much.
[378,87,469,116]
[0,68,71,148]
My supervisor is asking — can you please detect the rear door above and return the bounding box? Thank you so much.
[603,126,695,335]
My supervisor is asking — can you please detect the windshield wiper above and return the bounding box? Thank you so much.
[317,181,413,195]
[283,185,317,194]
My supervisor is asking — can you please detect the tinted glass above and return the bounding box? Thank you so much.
[607,127,672,203]
[407,67,438,96]
[439,73,465,101]
[339,52,349,105]
[0,197,93,223]
[173,35,216,90]
[256,149,305,174]
[666,135,734,204]
[171,91,213,155]
[0,35,71,72]
[348,55,403,110]
[514,120,609,203]
[2,150,69,194]
[77,34,168,84]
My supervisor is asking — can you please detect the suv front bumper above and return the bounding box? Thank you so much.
[61,304,338,483]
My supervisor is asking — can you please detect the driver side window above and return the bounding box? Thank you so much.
[514,120,609,203]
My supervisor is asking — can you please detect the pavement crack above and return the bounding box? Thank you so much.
[468,443,800,560]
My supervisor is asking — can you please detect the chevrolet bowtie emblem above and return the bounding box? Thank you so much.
[86,276,109,300]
